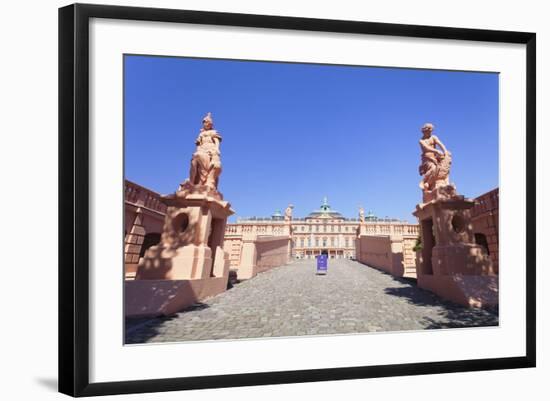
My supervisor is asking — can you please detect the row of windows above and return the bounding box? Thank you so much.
[292,225,356,233]
[294,237,354,248]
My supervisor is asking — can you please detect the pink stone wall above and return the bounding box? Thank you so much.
[125,276,229,318]
[124,180,166,279]
[471,188,499,273]
[356,235,417,278]
[224,234,291,280]
[255,237,291,273]
[223,237,243,267]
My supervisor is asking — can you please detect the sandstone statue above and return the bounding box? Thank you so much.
[284,204,294,221]
[418,123,452,193]
[358,206,365,222]
[413,123,496,308]
[188,112,222,191]
[132,112,234,317]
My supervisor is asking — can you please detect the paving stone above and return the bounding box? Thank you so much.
[125,259,498,344]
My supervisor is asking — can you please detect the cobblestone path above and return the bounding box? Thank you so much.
[125,259,498,344]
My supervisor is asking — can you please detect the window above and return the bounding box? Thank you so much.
[300,238,304,247]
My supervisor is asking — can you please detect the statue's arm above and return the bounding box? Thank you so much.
[419,139,439,154]
[433,135,448,154]
[212,131,222,146]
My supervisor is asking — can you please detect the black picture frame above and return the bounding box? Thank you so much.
[58,3,536,397]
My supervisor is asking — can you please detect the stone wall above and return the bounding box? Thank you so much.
[124,180,166,279]
[471,188,499,273]
[255,237,292,273]
[223,233,291,280]
[223,237,244,268]
[356,234,418,278]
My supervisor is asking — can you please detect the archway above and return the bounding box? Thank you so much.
[139,232,161,258]
[474,233,490,255]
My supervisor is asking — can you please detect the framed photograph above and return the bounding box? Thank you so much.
[59,3,536,397]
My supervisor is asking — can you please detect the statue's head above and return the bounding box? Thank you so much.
[421,123,434,137]
[202,112,214,130]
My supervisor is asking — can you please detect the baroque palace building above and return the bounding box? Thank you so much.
[226,197,417,261]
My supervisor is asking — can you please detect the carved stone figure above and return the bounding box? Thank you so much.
[413,123,496,308]
[284,204,294,221]
[188,112,222,190]
[358,206,365,223]
[418,123,452,193]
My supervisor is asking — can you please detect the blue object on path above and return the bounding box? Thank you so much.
[316,254,328,275]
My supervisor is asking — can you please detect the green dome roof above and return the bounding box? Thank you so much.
[271,210,284,220]
[306,197,343,219]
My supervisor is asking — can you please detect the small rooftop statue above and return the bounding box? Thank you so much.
[358,205,365,222]
[284,204,294,221]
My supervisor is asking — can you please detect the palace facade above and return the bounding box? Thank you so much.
[225,197,418,262]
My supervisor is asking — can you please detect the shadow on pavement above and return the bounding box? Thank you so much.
[360,263,498,329]
[125,302,210,344]
[383,281,499,329]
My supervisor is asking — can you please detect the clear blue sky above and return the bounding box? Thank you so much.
[124,55,498,223]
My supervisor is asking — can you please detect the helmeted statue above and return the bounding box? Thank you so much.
[188,112,222,190]
[418,123,452,193]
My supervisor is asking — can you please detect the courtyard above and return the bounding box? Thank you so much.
[125,259,498,344]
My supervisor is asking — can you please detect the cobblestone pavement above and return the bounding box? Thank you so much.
[125,259,498,344]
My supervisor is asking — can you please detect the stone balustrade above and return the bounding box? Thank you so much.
[125,180,167,214]
[472,188,499,217]
[226,222,418,237]
[360,223,419,236]
[225,223,291,236]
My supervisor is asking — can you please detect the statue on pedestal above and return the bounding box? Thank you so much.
[358,205,365,223]
[418,123,453,199]
[136,112,234,282]
[188,112,222,190]
[413,123,496,308]
[284,204,294,222]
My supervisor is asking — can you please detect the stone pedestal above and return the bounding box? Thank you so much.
[128,186,234,317]
[136,186,234,280]
[413,185,497,307]
[236,232,258,280]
